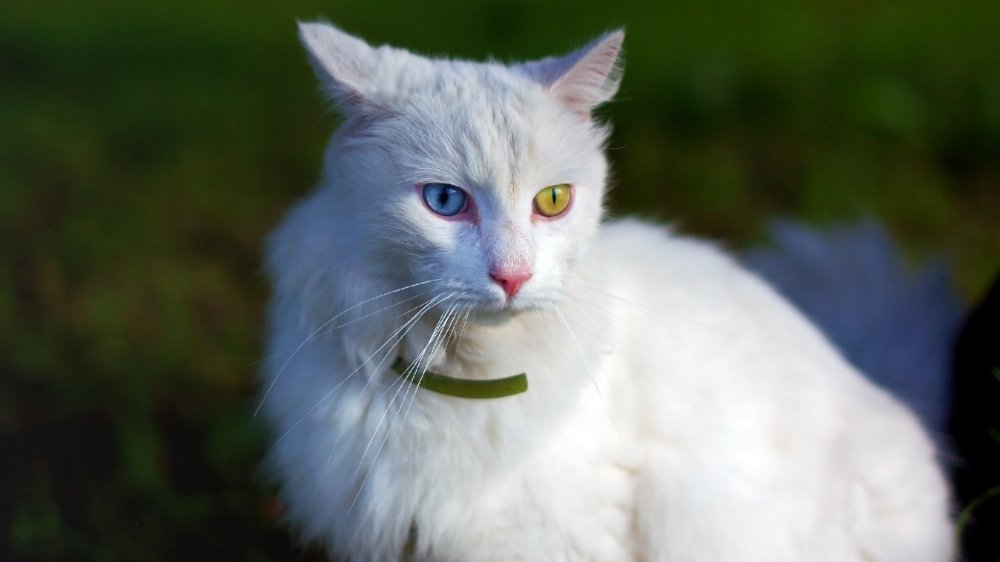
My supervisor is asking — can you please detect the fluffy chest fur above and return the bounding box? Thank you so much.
[261,22,952,562]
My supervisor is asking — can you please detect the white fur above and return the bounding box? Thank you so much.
[262,23,952,562]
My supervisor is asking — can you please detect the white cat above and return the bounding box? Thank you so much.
[261,22,953,562]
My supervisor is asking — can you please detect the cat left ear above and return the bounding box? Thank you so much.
[517,30,625,118]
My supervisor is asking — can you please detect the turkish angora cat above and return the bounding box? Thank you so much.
[261,22,952,562]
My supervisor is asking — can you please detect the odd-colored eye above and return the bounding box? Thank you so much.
[422,183,469,217]
[533,184,572,217]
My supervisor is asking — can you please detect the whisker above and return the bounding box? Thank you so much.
[559,295,671,387]
[348,297,457,512]
[353,292,458,405]
[327,290,427,332]
[560,295,621,354]
[388,303,461,436]
[273,293,446,445]
[388,302,463,449]
[389,306,466,464]
[397,304,468,436]
[256,278,444,415]
[351,297,456,464]
[553,305,604,394]
[321,296,448,471]
[455,308,471,349]
[356,292,455,396]
[351,370,411,482]
[412,304,459,378]
[389,304,461,443]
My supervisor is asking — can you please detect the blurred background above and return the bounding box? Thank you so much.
[1,0,997,560]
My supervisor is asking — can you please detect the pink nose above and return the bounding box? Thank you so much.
[490,269,533,298]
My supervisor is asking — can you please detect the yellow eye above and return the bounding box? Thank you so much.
[533,184,572,217]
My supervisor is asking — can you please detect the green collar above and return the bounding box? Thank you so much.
[390,356,528,399]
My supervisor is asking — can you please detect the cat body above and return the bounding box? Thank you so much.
[262,23,952,561]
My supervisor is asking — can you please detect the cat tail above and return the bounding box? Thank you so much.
[742,219,964,437]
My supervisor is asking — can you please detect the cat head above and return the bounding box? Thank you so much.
[281,23,623,321]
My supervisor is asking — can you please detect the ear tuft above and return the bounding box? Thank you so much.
[297,21,381,110]
[517,30,625,117]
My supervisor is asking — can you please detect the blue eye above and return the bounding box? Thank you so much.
[422,183,469,217]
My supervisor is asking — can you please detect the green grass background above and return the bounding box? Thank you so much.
[1,0,998,560]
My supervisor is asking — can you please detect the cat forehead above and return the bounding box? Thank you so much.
[386,89,596,199]
[344,57,578,186]
[399,66,549,148]
[372,49,544,108]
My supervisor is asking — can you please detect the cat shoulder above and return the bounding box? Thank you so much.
[594,218,754,283]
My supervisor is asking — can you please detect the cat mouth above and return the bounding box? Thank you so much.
[464,294,540,325]
[468,307,518,326]
[434,282,537,320]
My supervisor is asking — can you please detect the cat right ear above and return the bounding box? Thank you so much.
[517,30,625,118]
[298,21,382,112]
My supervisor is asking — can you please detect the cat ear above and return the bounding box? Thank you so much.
[517,30,625,118]
[298,21,383,112]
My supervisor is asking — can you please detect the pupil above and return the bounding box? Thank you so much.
[551,188,557,205]
[438,190,449,207]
